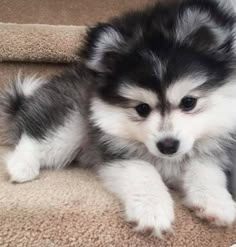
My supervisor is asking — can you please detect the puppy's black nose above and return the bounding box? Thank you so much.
[157,138,179,155]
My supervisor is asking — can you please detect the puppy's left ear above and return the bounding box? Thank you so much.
[81,23,126,72]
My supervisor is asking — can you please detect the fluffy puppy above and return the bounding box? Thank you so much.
[1,0,236,238]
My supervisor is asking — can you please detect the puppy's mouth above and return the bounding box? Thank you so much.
[158,152,184,159]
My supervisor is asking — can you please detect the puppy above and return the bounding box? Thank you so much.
[1,0,236,238]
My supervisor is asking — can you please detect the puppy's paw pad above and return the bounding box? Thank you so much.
[191,207,216,222]
[203,215,216,223]
[185,190,236,227]
[126,195,175,238]
[140,227,154,237]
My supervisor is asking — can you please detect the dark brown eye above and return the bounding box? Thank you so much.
[180,96,197,112]
[135,103,151,117]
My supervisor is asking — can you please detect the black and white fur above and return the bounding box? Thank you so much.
[1,0,236,238]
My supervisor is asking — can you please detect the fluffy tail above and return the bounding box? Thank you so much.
[0,74,45,146]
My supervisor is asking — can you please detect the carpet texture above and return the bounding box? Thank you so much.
[0,1,236,246]
[0,23,86,63]
[0,0,155,25]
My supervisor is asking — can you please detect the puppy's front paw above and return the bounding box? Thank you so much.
[184,188,236,226]
[125,192,175,238]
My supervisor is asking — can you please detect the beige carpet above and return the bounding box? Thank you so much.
[0,1,236,246]
[0,0,155,25]
[0,23,86,63]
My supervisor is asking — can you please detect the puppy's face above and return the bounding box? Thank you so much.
[90,52,236,159]
[83,0,236,159]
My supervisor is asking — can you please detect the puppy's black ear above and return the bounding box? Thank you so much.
[81,23,125,72]
[175,0,235,53]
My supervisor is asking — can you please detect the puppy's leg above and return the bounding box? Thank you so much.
[6,112,83,183]
[6,134,40,183]
[183,159,236,226]
[98,160,174,238]
[1,75,85,183]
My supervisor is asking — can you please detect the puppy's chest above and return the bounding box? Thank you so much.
[102,137,186,187]
[143,155,186,188]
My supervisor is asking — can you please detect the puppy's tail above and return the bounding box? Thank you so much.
[0,73,44,146]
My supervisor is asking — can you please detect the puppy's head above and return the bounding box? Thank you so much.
[82,0,236,159]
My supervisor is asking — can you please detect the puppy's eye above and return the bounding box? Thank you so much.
[180,96,197,111]
[135,103,151,117]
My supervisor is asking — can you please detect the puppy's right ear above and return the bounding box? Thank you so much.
[175,0,235,53]
[81,23,125,72]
